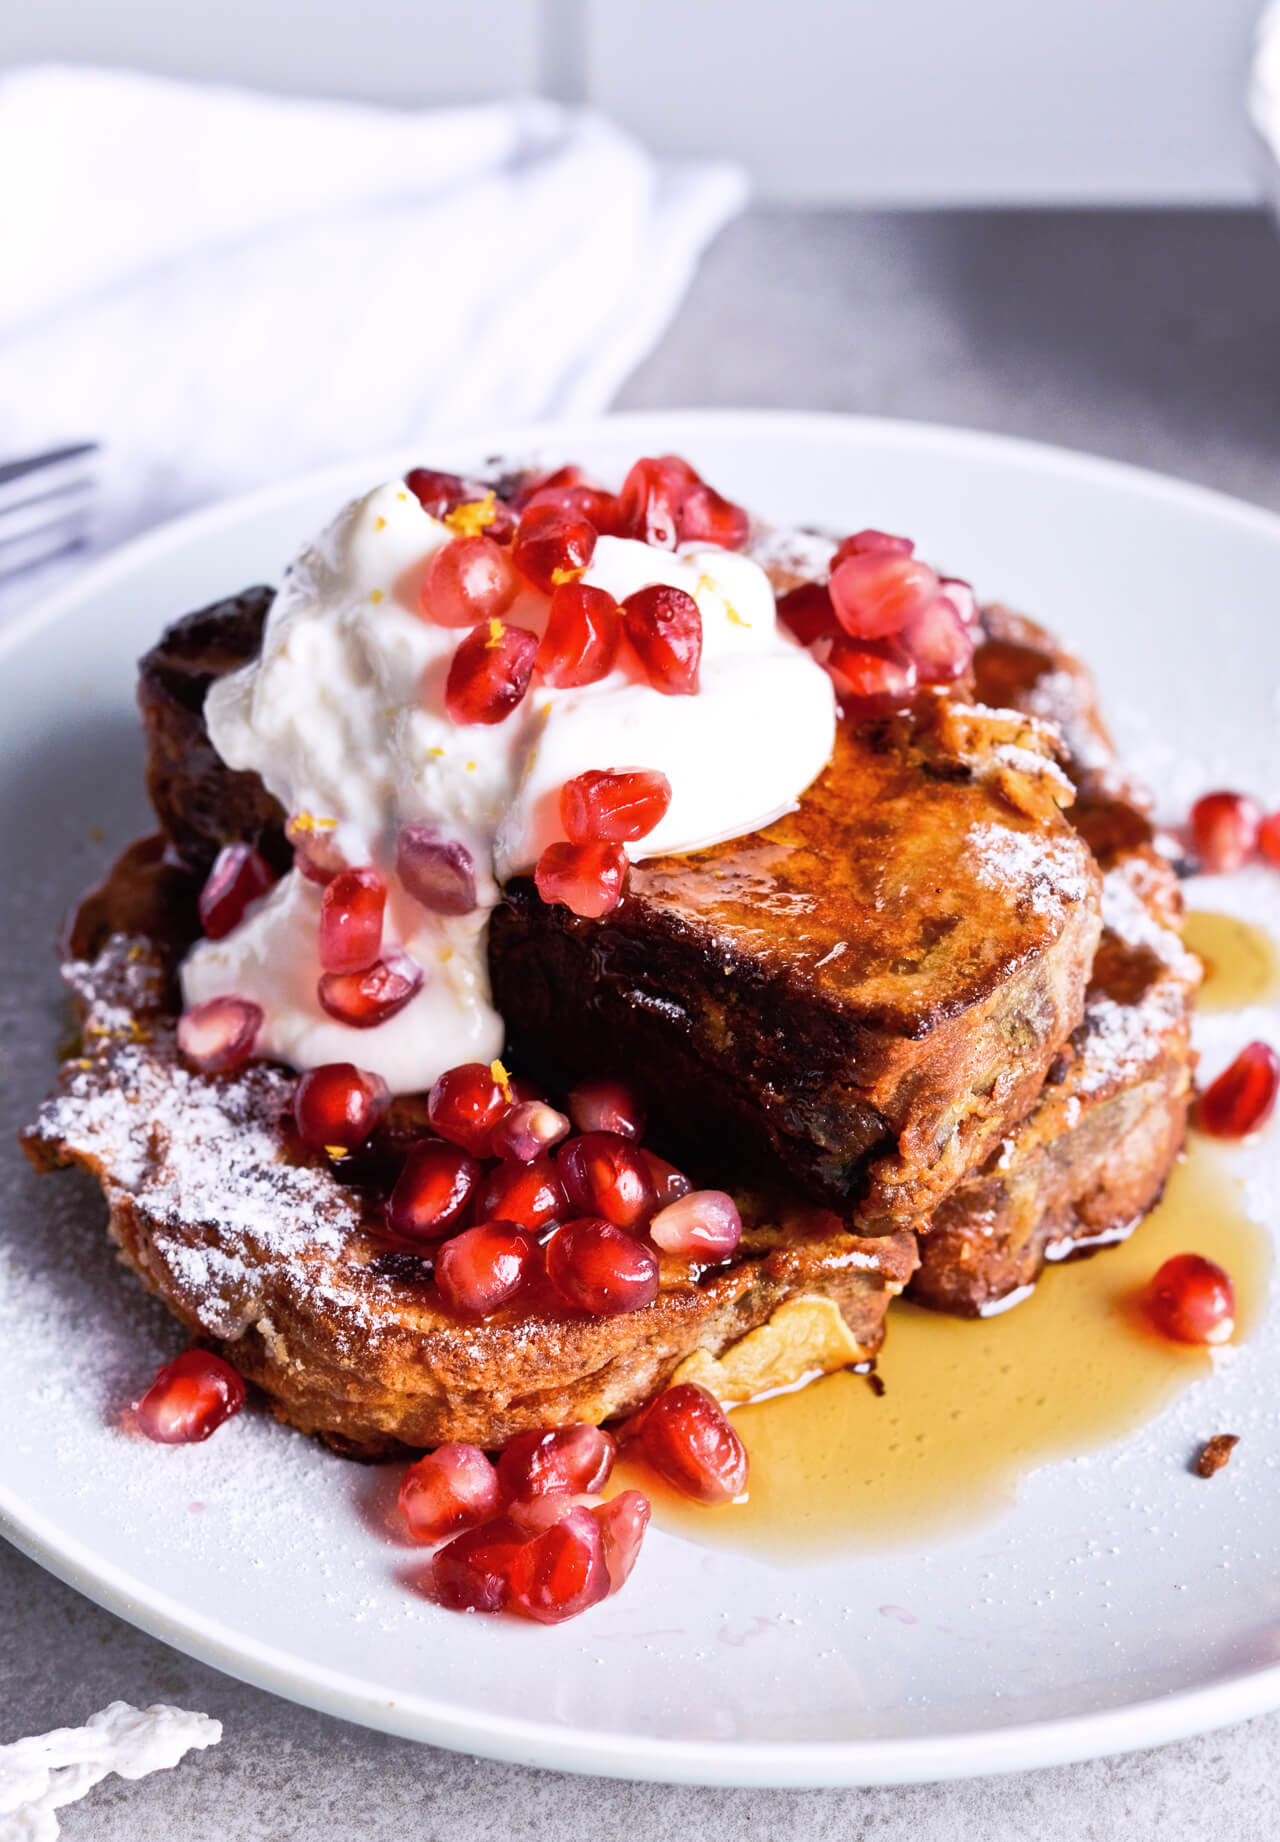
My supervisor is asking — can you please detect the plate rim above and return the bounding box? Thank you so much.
[6,405,1280,1787]
[6,1492,1280,1788]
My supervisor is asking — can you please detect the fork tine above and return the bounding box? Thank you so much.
[0,442,97,489]
[0,473,95,523]
[0,444,98,585]
[0,446,97,522]
[0,523,90,582]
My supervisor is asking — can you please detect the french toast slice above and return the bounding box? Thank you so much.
[491,698,1102,1229]
[139,585,286,876]
[907,611,1199,1313]
[139,592,1103,1230]
[909,842,1198,1313]
[22,861,916,1457]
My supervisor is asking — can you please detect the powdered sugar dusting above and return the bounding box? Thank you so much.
[1021,667,1115,774]
[966,823,1095,912]
[28,937,388,1355]
[1101,863,1200,978]
[746,524,836,594]
[1072,987,1188,1099]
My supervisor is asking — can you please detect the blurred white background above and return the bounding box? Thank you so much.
[0,0,1265,202]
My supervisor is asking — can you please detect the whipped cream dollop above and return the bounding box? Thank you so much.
[182,479,836,1092]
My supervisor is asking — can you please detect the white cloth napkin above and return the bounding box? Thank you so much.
[0,64,746,560]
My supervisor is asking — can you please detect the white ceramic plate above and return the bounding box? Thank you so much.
[4,410,1280,1787]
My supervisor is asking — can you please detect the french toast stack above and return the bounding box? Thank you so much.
[23,501,1199,1456]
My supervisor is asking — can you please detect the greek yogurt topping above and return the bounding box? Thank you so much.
[182,477,836,1093]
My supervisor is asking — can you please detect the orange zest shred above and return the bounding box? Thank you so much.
[444,493,498,539]
[489,1058,514,1104]
[289,810,338,836]
[485,617,505,649]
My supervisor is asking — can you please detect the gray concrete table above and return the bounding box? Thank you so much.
[6,208,1280,1839]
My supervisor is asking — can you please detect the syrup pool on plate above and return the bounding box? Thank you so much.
[1182,909,1280,1013]
[613,1140,1269,1559]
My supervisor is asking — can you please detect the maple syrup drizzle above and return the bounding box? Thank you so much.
[1183,909,1280,1013]
[616,1141,1269,1559]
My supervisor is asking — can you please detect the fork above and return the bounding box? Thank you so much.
[0,443,99,584]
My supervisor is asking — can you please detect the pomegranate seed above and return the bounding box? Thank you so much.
[396,823,477,916]
[545,1217,659,1316]
[428,1061,512,1156]
[558,1131,656,1229]
[1195,1040,1280,1139]
[939,576,979,626]
[134,1349,245,1445]
[1260,812,1280,865]
[899,596,974,685]
[1145,1253,1236,1345]
[508,1492,587,1535]
[777,581,838,647]
[831,529,915,566]
[317,948,423,1027]
[512,463,587,507]
[318,867,386,975]
[388,1139,483,1239]
[829,552,940,640]
[1190,791,1261,873]
[399,1444,501,1542]
[615,455,700,549]
[518,478,619,534]
[479,1154,567,1230]
[293,1062,389,1152]
[432,1515,526,1613]
[676,482,749,549]
[648,1189,742,1260]
[405,469,518,543]
[536,582,622,688]
[594,1489,650,1594]
[567,1076,646,1142]
[420,533,517,628]
[506,1504,610,1624]
[444,619,538,725]
[197,843,275,940]
[286,813,344,885]
[497,1424,616,1500]
[535,841,628,918]
[820,634,918,710]
[512,503,596,594]
[404,467,468,516]
[642,1150,693,1207]
[435,1221,539,1316]
[176,996,263,1073]
[622,584,702,695]
[638,1382,747,1504]
[489,1101,571,1163]
[560,769,672,845]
